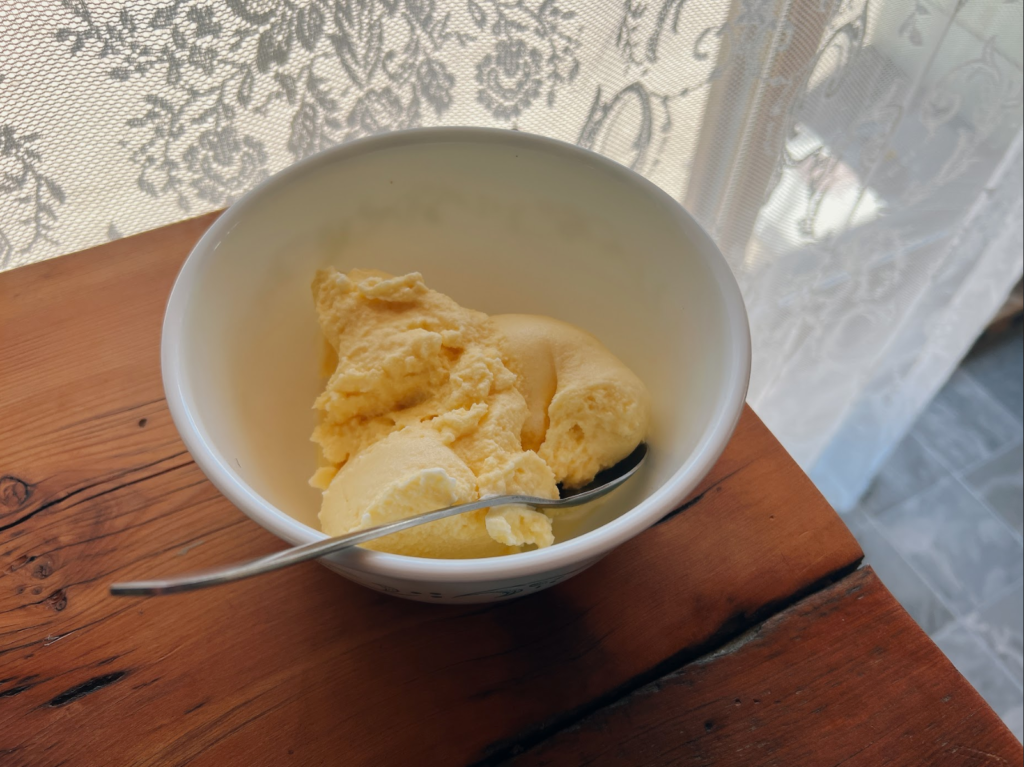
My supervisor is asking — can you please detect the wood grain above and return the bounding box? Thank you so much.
[512,567,1024,767]
[3,216,865,765]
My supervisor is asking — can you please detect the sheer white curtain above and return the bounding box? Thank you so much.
[3,0,1021,508]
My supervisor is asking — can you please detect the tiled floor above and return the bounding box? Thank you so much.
[844,318,1023,742]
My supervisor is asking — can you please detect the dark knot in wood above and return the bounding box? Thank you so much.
[0,476,31,510]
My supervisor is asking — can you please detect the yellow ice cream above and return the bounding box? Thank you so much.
[310,268,649,558]
[493,314,652,489]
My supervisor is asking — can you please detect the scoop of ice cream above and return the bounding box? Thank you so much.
[321,427,555,556]
[493,314,651,488]
[321,429,486,557]
[310,268,495,468]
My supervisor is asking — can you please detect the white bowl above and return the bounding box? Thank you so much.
[162,128,750,603]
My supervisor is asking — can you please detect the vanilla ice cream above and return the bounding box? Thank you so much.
[310,268,649,558]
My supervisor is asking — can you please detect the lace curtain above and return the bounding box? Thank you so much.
[3,0,1022,509]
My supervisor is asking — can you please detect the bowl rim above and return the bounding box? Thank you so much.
[162,126,751,583]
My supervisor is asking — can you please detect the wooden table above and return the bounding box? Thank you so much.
[1,216,1020,766]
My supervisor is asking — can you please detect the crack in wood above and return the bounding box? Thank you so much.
[0,587,68,615]
[28,475,211,561]
[655,462,751,527]
[0,451,190,534]
[44,671,128,707]
[474,557,863,767]
[0,517,247,633]
[185,700,209,714]
[10,477,214,563]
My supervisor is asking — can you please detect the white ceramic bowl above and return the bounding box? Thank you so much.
[162,127,750,603]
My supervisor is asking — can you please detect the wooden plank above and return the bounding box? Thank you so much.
[0,217,862,766]
[511,567,1024,767]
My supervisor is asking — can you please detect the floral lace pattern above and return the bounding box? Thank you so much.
[0,119,67,267]
[42,0,581,214]
[1,0,1021,508]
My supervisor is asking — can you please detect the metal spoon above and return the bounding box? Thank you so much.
[110,443,647,597]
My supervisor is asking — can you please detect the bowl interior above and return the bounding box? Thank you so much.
[175,134,739,549]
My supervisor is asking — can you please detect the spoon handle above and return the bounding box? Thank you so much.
[109,494,538,597]
[109,443,645,597]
